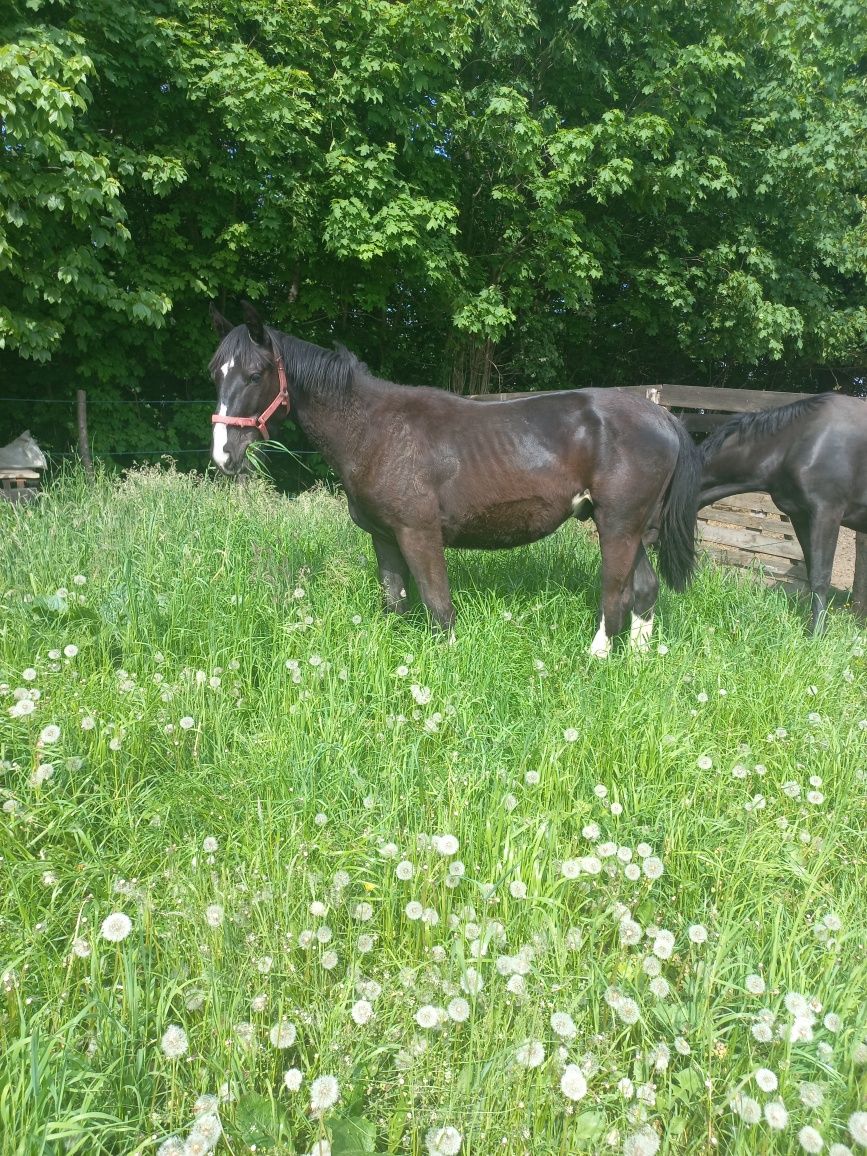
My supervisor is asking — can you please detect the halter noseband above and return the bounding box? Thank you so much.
[211,348,290,439]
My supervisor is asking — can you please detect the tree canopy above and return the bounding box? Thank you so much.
[2,0,866,458]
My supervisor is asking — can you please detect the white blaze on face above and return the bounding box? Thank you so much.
[589,618,612,659]
[630,612,654,651]
[212,403,230,471]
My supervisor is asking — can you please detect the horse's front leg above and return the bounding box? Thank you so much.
[393,525,456,634]
[803,510,842,635]
[371,534,411,616]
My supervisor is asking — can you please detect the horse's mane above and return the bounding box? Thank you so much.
[209,325,360,398]
[700,394,833,460]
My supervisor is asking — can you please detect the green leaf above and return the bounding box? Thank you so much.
[330,1114,378,1154]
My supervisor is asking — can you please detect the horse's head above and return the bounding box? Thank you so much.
[208,302,290,475]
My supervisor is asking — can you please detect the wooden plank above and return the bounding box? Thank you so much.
[471,383,817,411]
[702,545,813,591]
[639,384,810,411]
[699,523,805,561]
[704,492,785,516]
[698,508,797,536]
[0,468,40,479]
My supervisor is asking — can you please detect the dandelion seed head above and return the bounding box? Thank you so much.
[100,912,132,943]
[160,1024,189,1059]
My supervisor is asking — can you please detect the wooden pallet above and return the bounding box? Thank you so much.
[0,468,41,504]
[698,492,808,589]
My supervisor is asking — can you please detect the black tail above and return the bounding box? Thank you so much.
[656,417,702,591]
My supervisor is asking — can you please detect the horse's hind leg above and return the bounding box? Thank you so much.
[394,526,456,633]
[371,534,411,615]
[590,530,642,658]
[630,543,659,651]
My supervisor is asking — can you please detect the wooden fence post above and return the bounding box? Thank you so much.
[77,389,95,481]
[853,533,867,620]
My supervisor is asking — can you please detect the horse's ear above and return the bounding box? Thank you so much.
[241,300,265,345]
[209,302,234,337]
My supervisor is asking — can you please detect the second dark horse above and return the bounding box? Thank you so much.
[699,393,867,633]
[209,304,702,656]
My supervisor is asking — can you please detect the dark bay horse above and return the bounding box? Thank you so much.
[699,393,867,633]
[209,304,701,656]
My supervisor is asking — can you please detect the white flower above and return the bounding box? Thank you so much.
[560,1063,587,1101]
[39,724,61,744]
[100,912,132,942]
[415,1005,442,1029]
[745,973,766,995]
[622,1126,660,1156]
[425,1125,462,1155]
[351,1000,373,1025]
[515,1040,545,1068]
[405,901,423,920]
[283,1067,302,1092]
[754,1067,778,1092]
[160,1025,188,1059]
[696,755,712,770]
[156,1139,185,1156]
[190,1113,222,1148]
[550,1011,577,1039]
[436,834,459,855]
[269,1021,296,1048]
[509,880,527,899]
[799,1082,824,1109]
[652,929,675,959]
[63,644,78,658]
[71,937,90,959]
[615,997,641,1025]
[730,1093,761,1124]
[205,903,224,928]
[850,1113,867,1146]
[396,860,414,880]
[688,924,708,944]
[798,1125,824,1153]
[764,1101,788,1130]
[824,1012,841,1033]
[642,856,664,880]
[309,1074,340,1115]
[203,836,218,853]
[563,728,579,742]
[447,997,470,1023]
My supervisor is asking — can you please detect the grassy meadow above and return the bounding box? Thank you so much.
[1,467,866,1156]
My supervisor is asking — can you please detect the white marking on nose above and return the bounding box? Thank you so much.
[629,612,654,651]
[589,618,612,658]
[212,403,230,470]
[220,357,235,379]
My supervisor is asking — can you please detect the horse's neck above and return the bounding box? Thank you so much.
[292,384,369,472]
[699,432,775,506]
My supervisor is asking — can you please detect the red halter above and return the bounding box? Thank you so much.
[211,351,290,439]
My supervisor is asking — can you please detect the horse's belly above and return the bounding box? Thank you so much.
[444,498,569,549]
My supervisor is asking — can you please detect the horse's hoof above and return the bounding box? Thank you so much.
[589,624,612,659]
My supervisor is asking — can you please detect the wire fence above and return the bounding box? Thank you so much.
[0,395,321,456]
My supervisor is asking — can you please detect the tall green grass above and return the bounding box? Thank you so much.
[0,467,865,1156]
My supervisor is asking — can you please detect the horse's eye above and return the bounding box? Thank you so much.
[249,372,262,385]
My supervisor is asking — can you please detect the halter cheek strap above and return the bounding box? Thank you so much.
[211,354,290,439]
